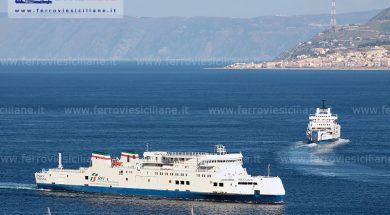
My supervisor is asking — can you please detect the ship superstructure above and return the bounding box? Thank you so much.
[35,145,285,204]
[307,100,341,143]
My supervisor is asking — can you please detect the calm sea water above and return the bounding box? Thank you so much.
[0,64,390,215]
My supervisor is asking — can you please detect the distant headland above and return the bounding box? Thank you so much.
[225,7,390,70]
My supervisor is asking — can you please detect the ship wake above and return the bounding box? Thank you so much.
[279,140,390,184]
[0,182,38,191]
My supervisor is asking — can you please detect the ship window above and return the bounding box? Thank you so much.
[176,180,179,185]
[213,182,218,187]
[169,180,172,183]
[148,179,150,182]
[180,181,185,185]
[186,181,190,185]
[126,178,128,181]
[119,170,123,175]
[238,182,257,185]
[85,176,88,180]
[219,183,224,187]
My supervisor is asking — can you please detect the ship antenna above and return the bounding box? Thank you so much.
[322,99,327,109]
[146,143,149,152]
[58,153,63,170]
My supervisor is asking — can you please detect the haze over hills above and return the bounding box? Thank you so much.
[0,10,381,61]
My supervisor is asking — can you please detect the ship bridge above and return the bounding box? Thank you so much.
[309,100,338,121]
[141,145,243,167]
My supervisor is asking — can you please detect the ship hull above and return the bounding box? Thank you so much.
[307,130,340,144]
[308,139,339,144]
[37,183,284,204]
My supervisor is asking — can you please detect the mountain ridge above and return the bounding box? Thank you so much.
[368,7,390,31]
[0,10,381,61]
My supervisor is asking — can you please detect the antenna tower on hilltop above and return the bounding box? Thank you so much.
[331,0,337,31]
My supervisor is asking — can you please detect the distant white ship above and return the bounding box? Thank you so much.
[307,100,341,143]
[35,145,285,204]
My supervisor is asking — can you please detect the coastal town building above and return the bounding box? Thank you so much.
[226,46,390,70]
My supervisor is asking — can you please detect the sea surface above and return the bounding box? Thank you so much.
[0,64,389,215]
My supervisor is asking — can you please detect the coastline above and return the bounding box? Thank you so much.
[209,67,390,71]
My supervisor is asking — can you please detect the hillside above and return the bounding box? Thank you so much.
[225,7,390,69]
[368,7,390,31]
[279,7,390,61]
[0,10,380,61]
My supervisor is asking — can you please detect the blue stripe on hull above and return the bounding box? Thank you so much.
[37,183,284,204]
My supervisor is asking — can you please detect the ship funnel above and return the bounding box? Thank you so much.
[120,151,139,163]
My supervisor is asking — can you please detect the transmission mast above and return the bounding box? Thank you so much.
[330,0,337,31]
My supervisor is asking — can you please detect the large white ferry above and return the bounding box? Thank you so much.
[35,145,285,204]
[307,100,341,143]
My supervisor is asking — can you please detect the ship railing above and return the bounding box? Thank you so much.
[166,152,211,157]
[50,169,86,173]
[254,175,277,179]
[195,169,214,173]
[170,160,203,165]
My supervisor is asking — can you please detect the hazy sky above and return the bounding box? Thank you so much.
[1,0,389,17]
[128,0,390,17]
